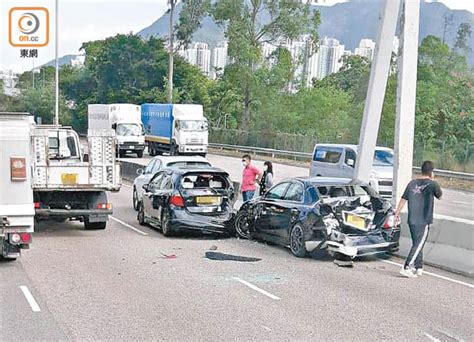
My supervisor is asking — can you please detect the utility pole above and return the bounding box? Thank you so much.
[54,0,59,125]
[167,0,177,104]
[354,0,401,182]
[393,0,420,206]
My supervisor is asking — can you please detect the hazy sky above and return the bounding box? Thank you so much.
[0,0,472,72]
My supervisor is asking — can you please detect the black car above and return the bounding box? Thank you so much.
[137,167,235,236]
[234,177,400,259]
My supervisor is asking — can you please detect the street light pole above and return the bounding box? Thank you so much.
[167,0,176,104]
[54,0,59,125]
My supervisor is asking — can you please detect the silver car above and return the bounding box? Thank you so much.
[132,156,211,210]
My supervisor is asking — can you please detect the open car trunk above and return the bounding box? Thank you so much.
[179,171,234,215]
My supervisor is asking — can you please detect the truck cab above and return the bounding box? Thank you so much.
[173,115,208,155]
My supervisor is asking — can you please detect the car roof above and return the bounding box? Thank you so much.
[159,166,228,175]
[150,155,210,165]
[291,176,367,186]
[314,144,393,152]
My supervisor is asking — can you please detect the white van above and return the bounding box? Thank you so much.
[309,144,394,199]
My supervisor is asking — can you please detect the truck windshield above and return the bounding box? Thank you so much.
[373,150,393,166]
[116,123,143,136]
[179,120,208,131]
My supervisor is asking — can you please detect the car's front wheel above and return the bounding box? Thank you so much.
[235,211,251,239]
[138,202,146,226]
[132,187,139,211]
[290,223,307,257]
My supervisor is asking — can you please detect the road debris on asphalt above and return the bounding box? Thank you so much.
[204,251,261,262]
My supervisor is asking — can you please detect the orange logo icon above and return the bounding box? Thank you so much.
[9,7,50,47]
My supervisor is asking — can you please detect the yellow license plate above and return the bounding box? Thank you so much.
[61,173,78,185]
[346,214,366,229]
[196,196,220,205]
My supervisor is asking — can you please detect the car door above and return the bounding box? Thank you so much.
[341,148,357,178]
[271,181,305,239]
[143,172,165,222]
[154,173,174,224]
[136,159,156,199]
[255,182,290,237]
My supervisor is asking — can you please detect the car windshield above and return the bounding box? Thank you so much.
[179,120,208,131]
[167,161,211,168]
[373,149,393,166]
[116,123,142,136]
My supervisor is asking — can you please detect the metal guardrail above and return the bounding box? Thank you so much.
[209,143,474,181]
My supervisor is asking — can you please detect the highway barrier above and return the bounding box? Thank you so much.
[119,158,473,277]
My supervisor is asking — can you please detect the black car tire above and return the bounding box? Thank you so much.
[84,218,107,230]
[169,144,178,156]
[161,209,174,236]
[119,151,126,158]
[133,187,139,211]
[235,211,251,239]
[137,151,144,158]
[138,202,147,226]
[289,223,307,258]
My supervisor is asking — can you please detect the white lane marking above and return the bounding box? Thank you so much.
[232,277,281,300]
[381,259,474,289]
[433,214,474,225]
[20,286,41,312]
[121,183,133,189]
[424,333,440,342]
[452,201,469,205]
[110,216,148,236]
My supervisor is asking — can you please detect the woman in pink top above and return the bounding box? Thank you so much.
[241,154,262,202]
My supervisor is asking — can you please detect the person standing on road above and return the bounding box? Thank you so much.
[241,154,262,202]
[259,161,274,195]
[394,160,442,278]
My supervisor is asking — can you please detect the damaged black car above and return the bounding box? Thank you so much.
[234,177,400,259]
[138,167,235,236]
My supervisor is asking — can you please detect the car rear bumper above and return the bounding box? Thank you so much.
[170,211,234,234]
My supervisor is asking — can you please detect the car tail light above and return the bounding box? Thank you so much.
[97,203,112,210]
[383,215,400,229]
[20,233,31,243]
[170,195,185,208]
[34,202,40,209]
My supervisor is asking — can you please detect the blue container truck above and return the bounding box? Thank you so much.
[141,104,208,156]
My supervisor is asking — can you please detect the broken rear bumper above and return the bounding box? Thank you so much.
[169,210,234,234]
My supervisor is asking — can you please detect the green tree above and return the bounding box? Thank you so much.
[212,0,320,128]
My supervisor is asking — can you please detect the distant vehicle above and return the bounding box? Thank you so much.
[132,156,211,210]
[137,167,235,236]
[0,113,34,260]
[88,104,145,158]
[31,123,121,230]
[309,144,394,199]
[234,177,400,259]
[141,104,208,157]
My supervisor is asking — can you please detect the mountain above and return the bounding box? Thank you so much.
[42,54,84,68]
[138,0,474,64]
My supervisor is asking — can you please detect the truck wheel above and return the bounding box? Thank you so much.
[148,145,155,156]
[84,218,107,230]
[119,151,126,158]
[169,144,178,156]
[137,151,143,158]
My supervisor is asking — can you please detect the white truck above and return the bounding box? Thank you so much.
[0,113,34,259]
[31,123,121,229]
[88,104,145,158]
[141,104,209,156]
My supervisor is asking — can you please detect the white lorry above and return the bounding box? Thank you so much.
[31,123,121,229]
[88,104,145,158]
[142,104,209,156]
[0,113,34,259]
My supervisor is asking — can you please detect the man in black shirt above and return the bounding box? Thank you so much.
[394,161,442,278]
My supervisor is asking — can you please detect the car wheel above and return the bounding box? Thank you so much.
[137,151,143,158]
[290,223,307,257]
[161,209,173,237]
[133,187,139,211]
[84,218,107,230]
[235,211,251,239]
[119,151,126,158]
[138,202,147,226]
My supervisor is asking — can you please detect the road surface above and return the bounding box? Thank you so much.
[1,182,473,341]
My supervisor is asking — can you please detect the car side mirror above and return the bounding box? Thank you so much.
[142,184,149,192]
[347,159,355,167]
[136,168,144,175]
[320,204,332,216]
